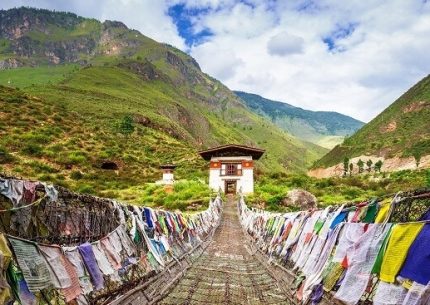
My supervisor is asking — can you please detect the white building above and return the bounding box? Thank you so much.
[156,164,176,185]
[198,144,265,194]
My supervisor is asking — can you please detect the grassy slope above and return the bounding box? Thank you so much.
[0,85,207,202]
[22,64,326,170]
[0,7,329,209]
[0,7,327,175]
[0,61,326,204]
[314,75,430,168]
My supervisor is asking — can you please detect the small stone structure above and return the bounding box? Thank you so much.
[156,164,177,185]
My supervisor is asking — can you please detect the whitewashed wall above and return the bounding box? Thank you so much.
[208,156,254,194]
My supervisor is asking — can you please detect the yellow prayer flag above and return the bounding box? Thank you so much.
[375,199,391,223]
[380,223,424,283]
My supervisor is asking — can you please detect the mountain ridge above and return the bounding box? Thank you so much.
[234,91,364,148]
[311,74,430,176]
[0,7,327,199]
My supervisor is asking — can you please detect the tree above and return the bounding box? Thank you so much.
[343,157,350,177]
[374,160,383,172]
[118,115,135,137]
[413,153,421,168]
[357,159,364,173]
[349,163,354,176]
[366,159,373,172]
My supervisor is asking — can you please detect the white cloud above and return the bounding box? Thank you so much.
[267,31,305,56]
[192,42,244,80]
[188,0,430,122]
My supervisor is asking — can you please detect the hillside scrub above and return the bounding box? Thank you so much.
[0,7,328,176]
[107,180,217,211]
[0,85,207,203]
[247,170,429,211]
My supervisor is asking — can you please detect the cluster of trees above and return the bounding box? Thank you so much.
[343,157,383,177]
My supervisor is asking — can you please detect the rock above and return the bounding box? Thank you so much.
[134,114,151,126]
[118,60,160,81]
[281,189,317,210]
[380,120,397,133]
[0,58,23,69]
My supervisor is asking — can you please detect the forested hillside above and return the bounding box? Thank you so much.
[235,91,363,148]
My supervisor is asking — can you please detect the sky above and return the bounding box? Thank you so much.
[1,1,430,122]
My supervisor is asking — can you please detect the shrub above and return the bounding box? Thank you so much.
[77,184,95,195]
[266,194,285,211]
[67,151,88,165]
[22,143,43,156]
[315,178,335,188]
[117,115,135,136]
[287,175,310,189]
[70,170,83,180]
[0,146,13,164]
[343,176,365,188]
[27,161,58,174]
[341,186,362,200]
[38,174,54,182]
[21,132,52,144]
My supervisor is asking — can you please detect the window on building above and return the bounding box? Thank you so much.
[220,163,242,176]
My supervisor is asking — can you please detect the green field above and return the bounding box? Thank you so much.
[0,65,79,88]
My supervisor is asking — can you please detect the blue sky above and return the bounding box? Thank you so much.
[1,0,430,122]
[168,3,213,47]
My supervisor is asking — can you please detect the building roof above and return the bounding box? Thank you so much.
[198,144,265,161]
[160,164,177,169]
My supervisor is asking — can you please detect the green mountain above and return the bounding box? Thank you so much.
[0,7,327,199]
[235,91,364,149]
[313,75,430,169]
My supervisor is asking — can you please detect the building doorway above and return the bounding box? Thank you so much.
[225,180,237,194]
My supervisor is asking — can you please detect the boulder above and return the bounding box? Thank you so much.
[281,189,317,210]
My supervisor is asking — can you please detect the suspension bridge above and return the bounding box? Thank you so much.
[0,176,429,305]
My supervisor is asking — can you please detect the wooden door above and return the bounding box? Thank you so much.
[225,180,237,194]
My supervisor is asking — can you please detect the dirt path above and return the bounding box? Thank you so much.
[158,196,289,305]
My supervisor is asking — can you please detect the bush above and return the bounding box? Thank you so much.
[70,170,83,180]
[0,146,13,163]
[315,178,335,188]
[38,174,54,182]
[343,176,365,188]
[341,186,362,200]
[77,184,95,195]
[266,194,285,211]
[67,151,88,165]
[286,175,311,189]
[21,132,52,144]
[22,143,43,156]
[117,115,135,136]
[27,161,58,174]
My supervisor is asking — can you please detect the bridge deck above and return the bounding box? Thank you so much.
[158,196,289,305]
